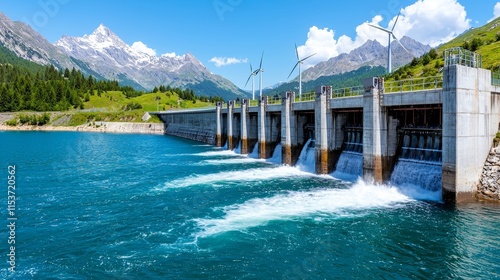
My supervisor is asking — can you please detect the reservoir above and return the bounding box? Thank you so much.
[1,131,499,279]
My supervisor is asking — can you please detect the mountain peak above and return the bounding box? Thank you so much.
[93,24,112,36]
[88,24,121,44]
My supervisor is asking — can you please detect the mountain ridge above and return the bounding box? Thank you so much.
[0,13,249,100]
[299,36,431,82]
[54,24,249,100]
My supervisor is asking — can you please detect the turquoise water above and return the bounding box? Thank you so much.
[1,131,499,279]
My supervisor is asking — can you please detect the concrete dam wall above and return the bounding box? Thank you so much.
[157,109,217,145]
[153,55,500,204]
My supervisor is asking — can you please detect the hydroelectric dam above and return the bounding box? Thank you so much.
[153,48,500,204]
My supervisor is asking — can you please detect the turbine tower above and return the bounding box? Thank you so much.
[368,12,411,73]
[244,63,257,100]
[253,52,264,98]
[287,43,316,101]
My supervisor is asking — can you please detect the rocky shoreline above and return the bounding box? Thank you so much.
[0,121,165,135]
[477,145,500,201]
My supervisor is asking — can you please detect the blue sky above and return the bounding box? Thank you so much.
[0,0,499,89]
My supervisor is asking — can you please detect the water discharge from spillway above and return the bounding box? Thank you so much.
[390,129,442,201]
[296,138,316,173]
[158,135,444,240]
[332,128,363,181]
[268,143,282,164]
[248,142,259,159]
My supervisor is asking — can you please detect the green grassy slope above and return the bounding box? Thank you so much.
[83,90,214,112]
[388,17,500,81]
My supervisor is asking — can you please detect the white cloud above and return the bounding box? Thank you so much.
[131,41,156,56]
[296,26,339,69]
[209,57,248,67]
[298,0,471,65]
[490,2,500,22]
[394,0,470,47]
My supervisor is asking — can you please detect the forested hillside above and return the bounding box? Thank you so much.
[0,57,223,113]
[0,63,134,112]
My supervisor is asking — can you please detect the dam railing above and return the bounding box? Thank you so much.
[179,75,444,111]
[444,47,482,68]
[492,70,500,87]
[383,75,443,93]
[295,91,316,102]
[331,85,365,98]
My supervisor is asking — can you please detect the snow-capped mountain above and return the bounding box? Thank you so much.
[0,12,248,100]
[0,12,86,72]
[300,36,431,82]
[55,24,248,99]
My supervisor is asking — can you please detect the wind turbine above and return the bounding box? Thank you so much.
[368,12,411,73]
[287,43,316,101]
[253,52,264,98]
[244,63,257,100]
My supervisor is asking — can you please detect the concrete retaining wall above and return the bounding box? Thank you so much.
[94,122,164,134]
[157,111,216,144]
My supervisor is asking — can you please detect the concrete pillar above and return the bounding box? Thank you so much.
[258,96,269,158]
[216,101,223,147]
[240,99,249,154]
[281,91,298,165]
[227,100,235,150]
[333,113,347,150]
[315,86,334,174]
[442,64,499,203]
[362,77,390,182]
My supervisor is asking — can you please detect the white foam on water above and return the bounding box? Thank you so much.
[395,183,442,202]
[201,158,266,165]
[193,150,239,157]
[194,180,413,237]
[163,153,194,157]
[157,165,314,190]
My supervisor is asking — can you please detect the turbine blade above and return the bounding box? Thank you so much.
[245,73,252,87]
[250,63,253,73]
[392,11,401,32]
[300,53,316,62]
[287,62,300,79]
[393,35,413,56]
[259,52,264,69]
[368,24,391,34]
[295,43,299,60]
